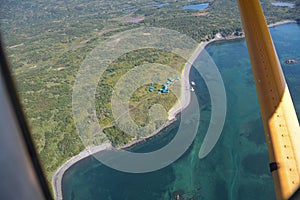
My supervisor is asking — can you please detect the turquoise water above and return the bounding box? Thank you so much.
[62,24,300,200]
[271,2,295,8]
[183,3,209,10]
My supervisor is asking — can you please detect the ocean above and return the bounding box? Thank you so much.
[62,23,300,200]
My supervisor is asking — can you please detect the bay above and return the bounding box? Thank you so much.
[62,23,300,200]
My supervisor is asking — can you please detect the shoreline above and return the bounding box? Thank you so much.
[52,20,296,200]
[267,20,296,28]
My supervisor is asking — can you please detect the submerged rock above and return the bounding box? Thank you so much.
[172,190,184,200]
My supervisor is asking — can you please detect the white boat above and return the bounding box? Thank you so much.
[191,81,196,86]
[191,87,194,92]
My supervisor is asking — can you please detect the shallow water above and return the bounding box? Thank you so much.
[62,23,300,200]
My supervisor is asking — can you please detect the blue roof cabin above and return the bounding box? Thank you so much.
[149,86,154,92]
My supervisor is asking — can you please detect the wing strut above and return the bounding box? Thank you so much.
[237,0,300,199]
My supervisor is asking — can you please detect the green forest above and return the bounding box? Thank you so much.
[1,0,299,191]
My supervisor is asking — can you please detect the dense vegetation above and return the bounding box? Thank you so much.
[96,48,185,146]
[0,0,299,191]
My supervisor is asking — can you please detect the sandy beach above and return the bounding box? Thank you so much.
[168,41,207,120]
[52,20,296,200]
[267,20,296,28]
[52,143,112,200]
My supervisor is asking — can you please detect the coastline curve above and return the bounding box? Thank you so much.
[52,20,296,200]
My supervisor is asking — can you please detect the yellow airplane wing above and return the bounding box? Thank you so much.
[237,0,300,199]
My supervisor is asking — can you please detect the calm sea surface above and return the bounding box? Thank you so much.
[62,23,300,200]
